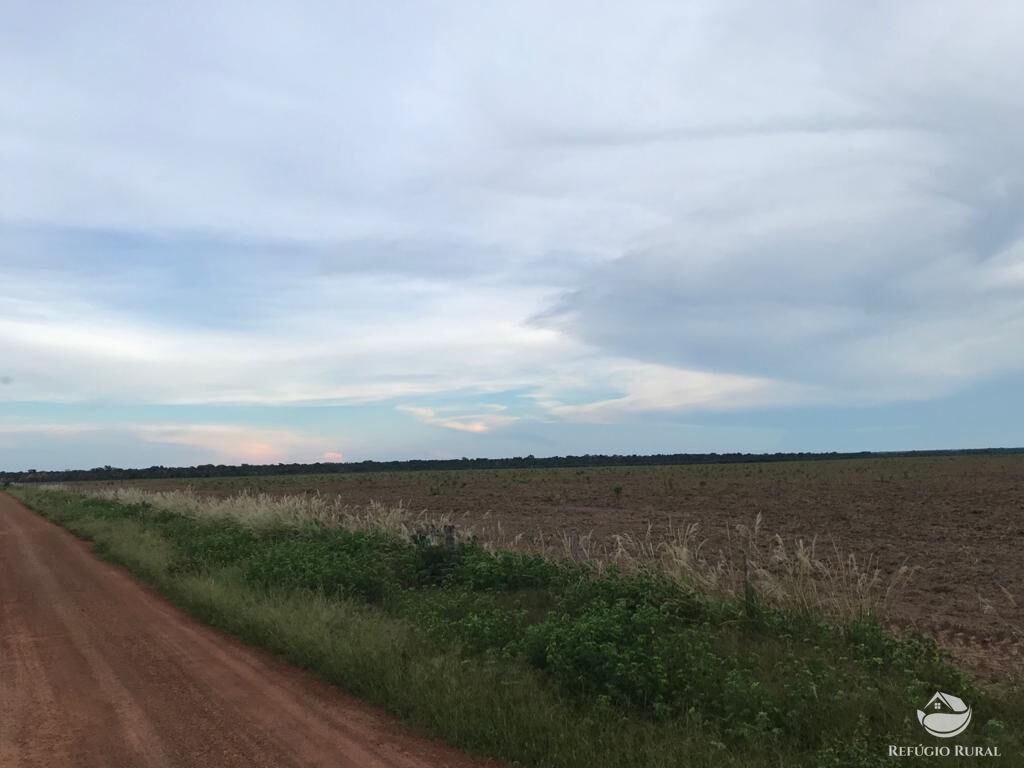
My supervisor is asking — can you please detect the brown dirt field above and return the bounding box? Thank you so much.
[100,454,1024,684]
[0,493,494,768]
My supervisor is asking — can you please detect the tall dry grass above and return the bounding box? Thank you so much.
[70,485,913,621]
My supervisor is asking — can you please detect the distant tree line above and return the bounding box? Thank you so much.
[2,447,1022,484]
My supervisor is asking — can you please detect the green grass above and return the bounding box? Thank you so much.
[10,487,1023,767]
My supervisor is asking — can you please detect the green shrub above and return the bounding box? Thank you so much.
[242,534,403,603]
[167,521,261,573]
[446,547,563,591]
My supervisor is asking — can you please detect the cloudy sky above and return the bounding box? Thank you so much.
[2,1,1023,470]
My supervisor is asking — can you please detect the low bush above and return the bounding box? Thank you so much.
[242,535,402,603]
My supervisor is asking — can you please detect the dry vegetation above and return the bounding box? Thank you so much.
[76,485,913,625]
[62,453,1024,683]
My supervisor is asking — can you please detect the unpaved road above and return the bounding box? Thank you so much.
[0,494,492,768]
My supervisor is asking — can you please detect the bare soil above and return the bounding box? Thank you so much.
[108,454,1024,684]
[0,493,493,768]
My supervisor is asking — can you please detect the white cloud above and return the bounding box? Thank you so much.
[0,422,340,464]
[0,266,573,405]
[396,405,519,434]
[134,424,338,464]
[540,362,806,423]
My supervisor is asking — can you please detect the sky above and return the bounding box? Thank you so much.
[2,1,1023,470]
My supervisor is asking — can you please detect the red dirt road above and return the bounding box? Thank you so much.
[0,494,491,768]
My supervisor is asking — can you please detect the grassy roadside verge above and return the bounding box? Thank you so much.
[10,487,1022,767]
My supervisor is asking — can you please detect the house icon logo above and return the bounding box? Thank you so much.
[917,692,972,738]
